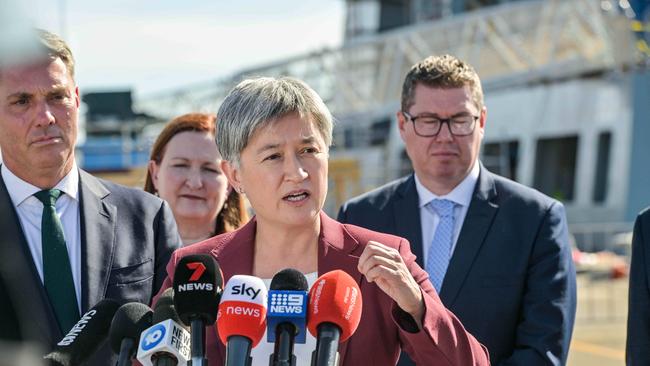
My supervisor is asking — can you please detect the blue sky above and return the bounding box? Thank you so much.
[13,0,345,97]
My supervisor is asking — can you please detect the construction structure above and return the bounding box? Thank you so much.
[132,0,649,244]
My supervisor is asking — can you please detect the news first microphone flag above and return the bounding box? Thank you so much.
[137,288,191,366]
[137,319,190,365]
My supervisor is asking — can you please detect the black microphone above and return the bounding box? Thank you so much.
[268,268,309,366]
[173,254,223,366]
[44,299,120,366]
[136,288,191,366]
[109,302,153,366]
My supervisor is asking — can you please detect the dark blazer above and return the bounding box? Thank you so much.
[337,166,577,365]
[627,207,650,365]
[153,212,490,365]
[0,168,182,365]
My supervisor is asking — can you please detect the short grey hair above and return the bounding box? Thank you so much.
[216,77,333,164]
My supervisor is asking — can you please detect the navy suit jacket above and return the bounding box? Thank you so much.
[627,207,650,365]
[337,165,577,365]
[0,168,182,365]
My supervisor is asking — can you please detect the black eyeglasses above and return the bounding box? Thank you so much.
[402,111,479,137]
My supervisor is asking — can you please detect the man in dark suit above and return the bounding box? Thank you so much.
[627,207,650,365]
[0,29,181,364]
[338,54,576,365]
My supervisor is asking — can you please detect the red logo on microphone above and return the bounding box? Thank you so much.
[187,262,206,281]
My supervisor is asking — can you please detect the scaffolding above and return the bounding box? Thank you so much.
[135,0,639,120]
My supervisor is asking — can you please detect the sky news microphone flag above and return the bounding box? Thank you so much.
[217,275,268,366]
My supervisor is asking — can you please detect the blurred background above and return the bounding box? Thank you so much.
[2,0,650,364]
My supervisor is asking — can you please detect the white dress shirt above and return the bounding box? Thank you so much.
[415,161,480,268]
[250,271,318,366]
[1,163,82,312]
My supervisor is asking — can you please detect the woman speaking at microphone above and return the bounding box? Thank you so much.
[153,77,489,365]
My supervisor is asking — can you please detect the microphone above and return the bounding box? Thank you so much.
[136,288,191,366]
[44,299,120,366]
[217,275,268,366]
[267,268,309,366]
[173,254,223,366]
[307,270,363,366]
[109,302,154,366]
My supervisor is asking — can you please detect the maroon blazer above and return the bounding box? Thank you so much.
[154,212,489,365]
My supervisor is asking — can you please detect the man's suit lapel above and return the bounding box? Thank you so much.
[440,166,498,305]
[78,170,116,312]
[392,175,424,267]
[0,173,59,344]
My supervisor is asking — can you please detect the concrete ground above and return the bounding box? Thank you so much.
[567,274,627,365]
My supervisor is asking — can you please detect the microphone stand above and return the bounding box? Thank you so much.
[270,322,296,366]
[189,318,208,366]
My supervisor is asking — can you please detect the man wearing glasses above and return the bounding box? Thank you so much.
[338,55,576,365]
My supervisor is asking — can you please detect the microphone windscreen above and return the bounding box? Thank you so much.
[217,275,268,347]
[173,254,223,326]
[108,302,153,354]
[270,268,308,291]
[44,299,120,366]
[152,288,186,329]
[307,270,362,341]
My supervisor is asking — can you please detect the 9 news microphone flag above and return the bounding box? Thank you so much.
[267,268,309,366]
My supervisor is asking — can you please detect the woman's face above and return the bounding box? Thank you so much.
[223,113,328,229]
[149,131,229,225]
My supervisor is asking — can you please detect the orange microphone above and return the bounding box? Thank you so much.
[307,270,363,366]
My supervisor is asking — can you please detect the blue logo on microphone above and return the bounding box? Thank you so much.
[140,324,165,351]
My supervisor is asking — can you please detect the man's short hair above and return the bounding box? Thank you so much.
[0,29,76,81]
[36,29,75,79]
[401,54,483,112]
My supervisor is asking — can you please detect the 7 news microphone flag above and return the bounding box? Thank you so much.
[173,254,223,366]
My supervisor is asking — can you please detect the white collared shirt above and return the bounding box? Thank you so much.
[415,161,480,267]
[1,163,82,312]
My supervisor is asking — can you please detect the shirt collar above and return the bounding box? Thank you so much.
[1,161,80,207]
[414,160,480,209]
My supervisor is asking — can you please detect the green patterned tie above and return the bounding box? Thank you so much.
[34,189,80,333]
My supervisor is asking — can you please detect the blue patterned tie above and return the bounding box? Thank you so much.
[425,199,456,293]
